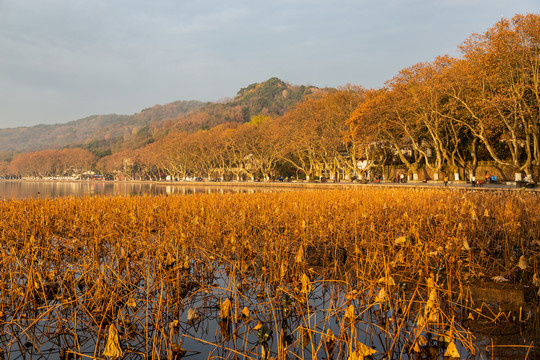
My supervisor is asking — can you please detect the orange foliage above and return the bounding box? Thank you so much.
[7,149,96,177]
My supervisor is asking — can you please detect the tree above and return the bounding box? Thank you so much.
[7,149,96,178]
[349,89,392,179]
[279,88,365,181]
[447,14,540,179]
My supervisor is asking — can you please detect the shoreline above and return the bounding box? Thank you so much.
[3,178,538,192]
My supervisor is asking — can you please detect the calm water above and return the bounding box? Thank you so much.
[0,181,283,200]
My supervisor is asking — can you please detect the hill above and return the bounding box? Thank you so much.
[0,78,318,158]
[0,100,205,154]
[166,77,319,132]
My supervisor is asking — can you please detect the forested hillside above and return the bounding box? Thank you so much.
[160,77,319,132]
[0,78,316,158]
[0,100,205,153]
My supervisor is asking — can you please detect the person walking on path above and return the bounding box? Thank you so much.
[444,174,449,186]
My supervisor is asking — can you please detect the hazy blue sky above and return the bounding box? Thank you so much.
[0,1,538,129]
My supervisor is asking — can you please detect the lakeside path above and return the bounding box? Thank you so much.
[187,180,540,192]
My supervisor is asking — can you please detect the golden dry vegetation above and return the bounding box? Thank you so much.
[0,188,539,359]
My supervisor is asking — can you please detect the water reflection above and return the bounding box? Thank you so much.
[2,263,529,360]
[0,181,284,200]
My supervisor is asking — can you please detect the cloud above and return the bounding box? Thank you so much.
[0,0,539,127]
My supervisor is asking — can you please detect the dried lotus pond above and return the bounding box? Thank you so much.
[0,188,538,359]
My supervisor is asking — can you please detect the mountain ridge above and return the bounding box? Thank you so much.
[0,100,205,154]
[0,78,318,156]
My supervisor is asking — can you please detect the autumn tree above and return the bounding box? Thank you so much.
[231,116,282,180]
[7,149,96,177]
[279,88,365,180]
[348,89,393,179]
[149,131,192,180]
[446,14,540,179]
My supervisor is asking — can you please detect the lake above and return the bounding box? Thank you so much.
[0,181,286,200]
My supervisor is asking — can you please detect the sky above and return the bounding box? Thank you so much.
[0,1,538,129]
